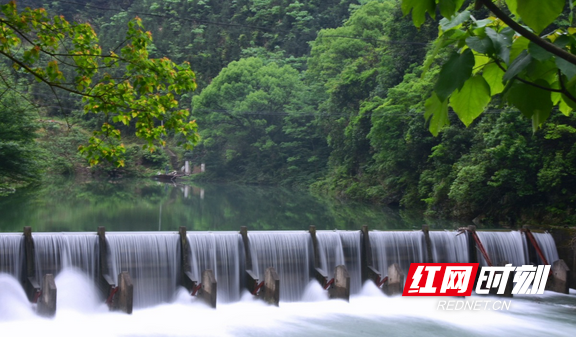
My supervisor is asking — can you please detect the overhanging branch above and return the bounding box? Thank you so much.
[479,0,576,66]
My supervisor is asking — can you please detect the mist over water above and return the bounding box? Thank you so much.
[0,271,575,337]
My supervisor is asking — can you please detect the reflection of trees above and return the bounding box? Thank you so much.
[0,179,478,233]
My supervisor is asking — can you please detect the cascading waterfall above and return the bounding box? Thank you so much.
[338,231,362,294]
[107,232,180,308]
[316,231,345,276]
[476,231,529,266]
[0,228,566,318]
[248,231,312,302]
[33,233,99,284]
[429,231,469,263]
[532,232,560,264]
[187,232,243,303]
[316,230,362,294]
[370,231,425,281]
[0,234,23,279]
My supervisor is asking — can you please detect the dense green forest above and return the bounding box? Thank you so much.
[1,0,575,226]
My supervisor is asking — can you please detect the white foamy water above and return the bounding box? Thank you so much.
[1,271,575,337]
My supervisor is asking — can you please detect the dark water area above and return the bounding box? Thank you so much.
[0,178,480,233]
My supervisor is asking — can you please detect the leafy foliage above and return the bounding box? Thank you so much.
[0,87,42,185]
[0,1,199,167]
[192,57,327,185]
[401,0,576,134]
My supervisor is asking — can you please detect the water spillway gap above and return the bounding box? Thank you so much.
[186,232,243,303]
[0,234,23,280]
[369,231,426,284]
[316,230,362,294]
[32,233,99,286]
[106,232,180,308]
[315,231,345,278]
[475,231,529,266]
[429,230,469,263]
[247,231,313,302]
[531,232,559,265]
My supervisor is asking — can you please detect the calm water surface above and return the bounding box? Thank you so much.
[0,178,472,232]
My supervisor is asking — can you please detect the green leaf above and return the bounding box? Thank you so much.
[559,96,573,116]
[516,0,564,34]
[472,17,492,28]
[440,11,471,31]
[485,28,511,64]
[528,42,553,61]
[434,49,475,101]
[510,37,530,63]
[438,0,457,19]
[526,58,557,84]
[466,36,493,54]
[401,0,436,28]
[449,75,491,126]
[424,92,449,136]
[507,81,553,130]
[440,29,466,47]
[505,0,519,16]
[503,50,532,81]
[556,57,576,80]
[483,62,505,95]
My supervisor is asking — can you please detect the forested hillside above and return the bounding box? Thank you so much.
[2,0,575,226]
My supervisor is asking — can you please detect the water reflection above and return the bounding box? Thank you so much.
[0,178,472,232]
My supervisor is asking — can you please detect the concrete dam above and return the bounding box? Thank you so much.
[0,225,569,318]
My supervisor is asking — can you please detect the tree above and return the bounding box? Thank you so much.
[192,57,327,184]
[401,0,576,135]
[0,1,199,167]
[0,86,42,187]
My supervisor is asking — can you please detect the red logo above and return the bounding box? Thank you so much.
[402,263,479,296]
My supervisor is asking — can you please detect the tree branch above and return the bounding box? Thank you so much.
[558,69,576,103]
[479,0,576,66]
[493,59,564,93]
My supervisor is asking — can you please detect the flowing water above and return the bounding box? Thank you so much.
[476,231,529,266]
[0,271,575,337]
[32,233,99,284]
[370,231,426,278]
[429,230,469,263]
[532,232,560,264]
[0,234,22,279]
[338,231,362,294]
[106,232,180,308]
[247,231,313,302]
[187,232,243,303]
[316,230,363,294]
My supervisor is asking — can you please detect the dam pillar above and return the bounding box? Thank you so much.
[23,226,40,302]
[382,263,404,296]
[240,226,260,294]
[309,225,329,288]
[550,228,576,290]
[179,227,197,293]
[263,267,280,306]
[200,269,217,308]
[329,265,350,301]
[422,225,433,263]
[97,227,116,304]
[37,274,57,317]
[467,225,478,264]
[361,226,381,287]
[547,259,570,294]
[117,271,133,314]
